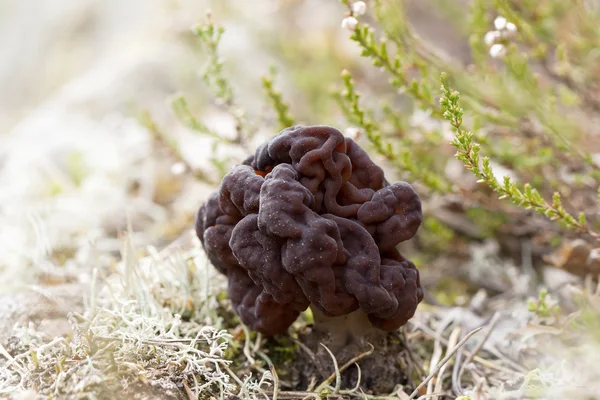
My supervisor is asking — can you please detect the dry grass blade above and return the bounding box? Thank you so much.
[433,326,461,396]
[270,364,279,400]
[453,313,501,396]
[408,327,483,400]
[0,343,26,376]
[183,379,195,400]
[225,365,245,388]
[416,393,446,400]
[315,342,375,394]
[426,330,444,396]
[410,320,519,376]
[242,324,256,364]
[317,343,341,393]
[293,338,326,379]
[339,363,362,395]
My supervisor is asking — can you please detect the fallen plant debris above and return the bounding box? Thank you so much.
[3,231,600,399]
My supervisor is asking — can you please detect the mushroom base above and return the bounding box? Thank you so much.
[293,307,411,393]
[310,307,386,352]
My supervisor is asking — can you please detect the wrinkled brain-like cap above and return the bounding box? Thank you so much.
[196,125,423,335]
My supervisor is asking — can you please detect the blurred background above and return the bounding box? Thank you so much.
[0,0,467,285]
[0,0,249,285]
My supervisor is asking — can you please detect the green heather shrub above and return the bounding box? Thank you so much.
[157,0,600,252]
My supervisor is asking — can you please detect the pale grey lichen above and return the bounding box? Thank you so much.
[0,232,273,399]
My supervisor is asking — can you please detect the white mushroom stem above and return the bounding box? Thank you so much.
[310,306,385,352]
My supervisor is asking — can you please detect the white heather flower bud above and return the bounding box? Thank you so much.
[352,1,367,16]
[505,22,517,38]
[344,127,361,140]
[484,30,501,46]
[494,16,507,30]
[489,43,506,59]
[170,162,186,176]
[341,16,359,31]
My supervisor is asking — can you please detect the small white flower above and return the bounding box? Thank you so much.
[170,162,186,176]
[494,16,508,30]
[484,30,501,46]
[341,16,359,31]
[352,1,367,16]
[489,43,506,59]
[504,22,518,38]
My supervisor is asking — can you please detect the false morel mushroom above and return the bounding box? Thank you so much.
[195,125,423,339]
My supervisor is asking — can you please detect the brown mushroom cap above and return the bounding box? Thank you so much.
[195,125,423,335]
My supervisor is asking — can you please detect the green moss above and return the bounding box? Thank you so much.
[431,276,473,306]
[265,336,297,369]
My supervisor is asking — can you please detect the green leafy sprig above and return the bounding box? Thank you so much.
[261,67,295,130]
[334,69,451,193]
[440,72,597,238]
[193,13,249,143]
